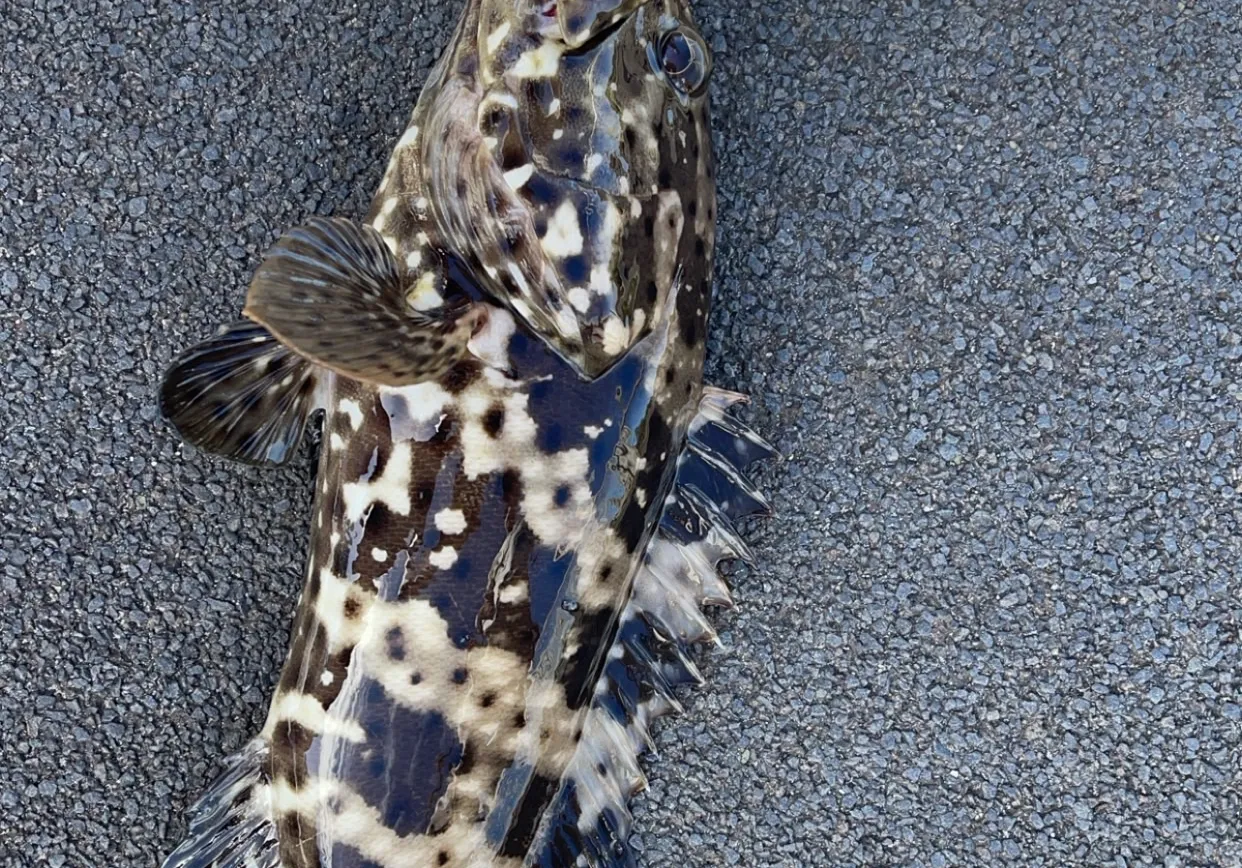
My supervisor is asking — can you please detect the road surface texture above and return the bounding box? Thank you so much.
[2,0,1240,865]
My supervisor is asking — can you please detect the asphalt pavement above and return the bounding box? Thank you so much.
[2,0,1240,865]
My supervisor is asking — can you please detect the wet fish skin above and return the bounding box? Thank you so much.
[158,2,771,867]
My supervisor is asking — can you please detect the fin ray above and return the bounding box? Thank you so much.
[160,321,321,466]
[242,216,483,386]
[527,389,773,866]
[161,739,278,868]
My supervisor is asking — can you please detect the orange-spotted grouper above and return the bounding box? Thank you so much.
[158,1,772,866]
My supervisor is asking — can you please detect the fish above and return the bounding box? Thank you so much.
[157,1,772,866]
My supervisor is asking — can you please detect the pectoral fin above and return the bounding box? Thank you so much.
[242,217,484,386]
[159,321,321,466]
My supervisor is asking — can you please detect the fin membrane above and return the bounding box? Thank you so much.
[162,738,278,868]
[243,217,483,386]
[160,320,320,466]
[529,387,775,867]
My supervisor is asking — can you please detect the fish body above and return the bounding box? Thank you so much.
[158,2,771,866]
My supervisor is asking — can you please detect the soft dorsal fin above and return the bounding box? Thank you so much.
[242,217,485,386]
[160,321,322,466]
[527,387,776,866]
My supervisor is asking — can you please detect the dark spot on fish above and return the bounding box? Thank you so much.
[624,127,637,150]
[646,280,659,303]
[278,813,310,861]
[438,852,450,866]
[386,626,405,661]
[271,719,314,754]
[484,406,505,436]
[483,105,505,132]
[480,692,496,708]
[456,742,476,776]
[344,597,361,619]
[501,469,522,500]
[525,173,558,207]
[410,671,423,685]
[563,254,589,282]
[331,539,350,576]
[664,368,676,387]
[554,484,571,507]
[456,178,468,199]
[452,668,468,684]
[442,363,478,394]
[600,564,613,582]
[364,502,397,539]
[695,238,706,258]
[679,311,701,346]
[501,140,527,173]
[512,710,526,728]
[619,499,646,551]
[538,421,563,451]
[688,199,699,219]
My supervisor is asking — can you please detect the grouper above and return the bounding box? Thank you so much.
[159,1,771,865]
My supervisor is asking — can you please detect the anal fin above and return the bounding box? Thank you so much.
[161,739,278,868]
[528,388,775,867]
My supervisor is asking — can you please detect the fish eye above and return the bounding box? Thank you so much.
[660,31,692,76]
[656,28,709,95]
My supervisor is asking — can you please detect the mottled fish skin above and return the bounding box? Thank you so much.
[163,1,725,867]
[372,0,716,378]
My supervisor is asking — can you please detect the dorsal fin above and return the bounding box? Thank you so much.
[159,321,323,466]
[527,387,776,865]
[242,217,486,387]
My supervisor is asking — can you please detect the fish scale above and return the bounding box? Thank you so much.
[157,2,769,866]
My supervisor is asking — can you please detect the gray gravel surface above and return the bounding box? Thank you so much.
[2,0,1241,866]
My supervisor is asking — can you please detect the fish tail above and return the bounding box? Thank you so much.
[162,739,280,868]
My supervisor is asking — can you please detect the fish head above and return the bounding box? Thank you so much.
[422,0,716,378]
